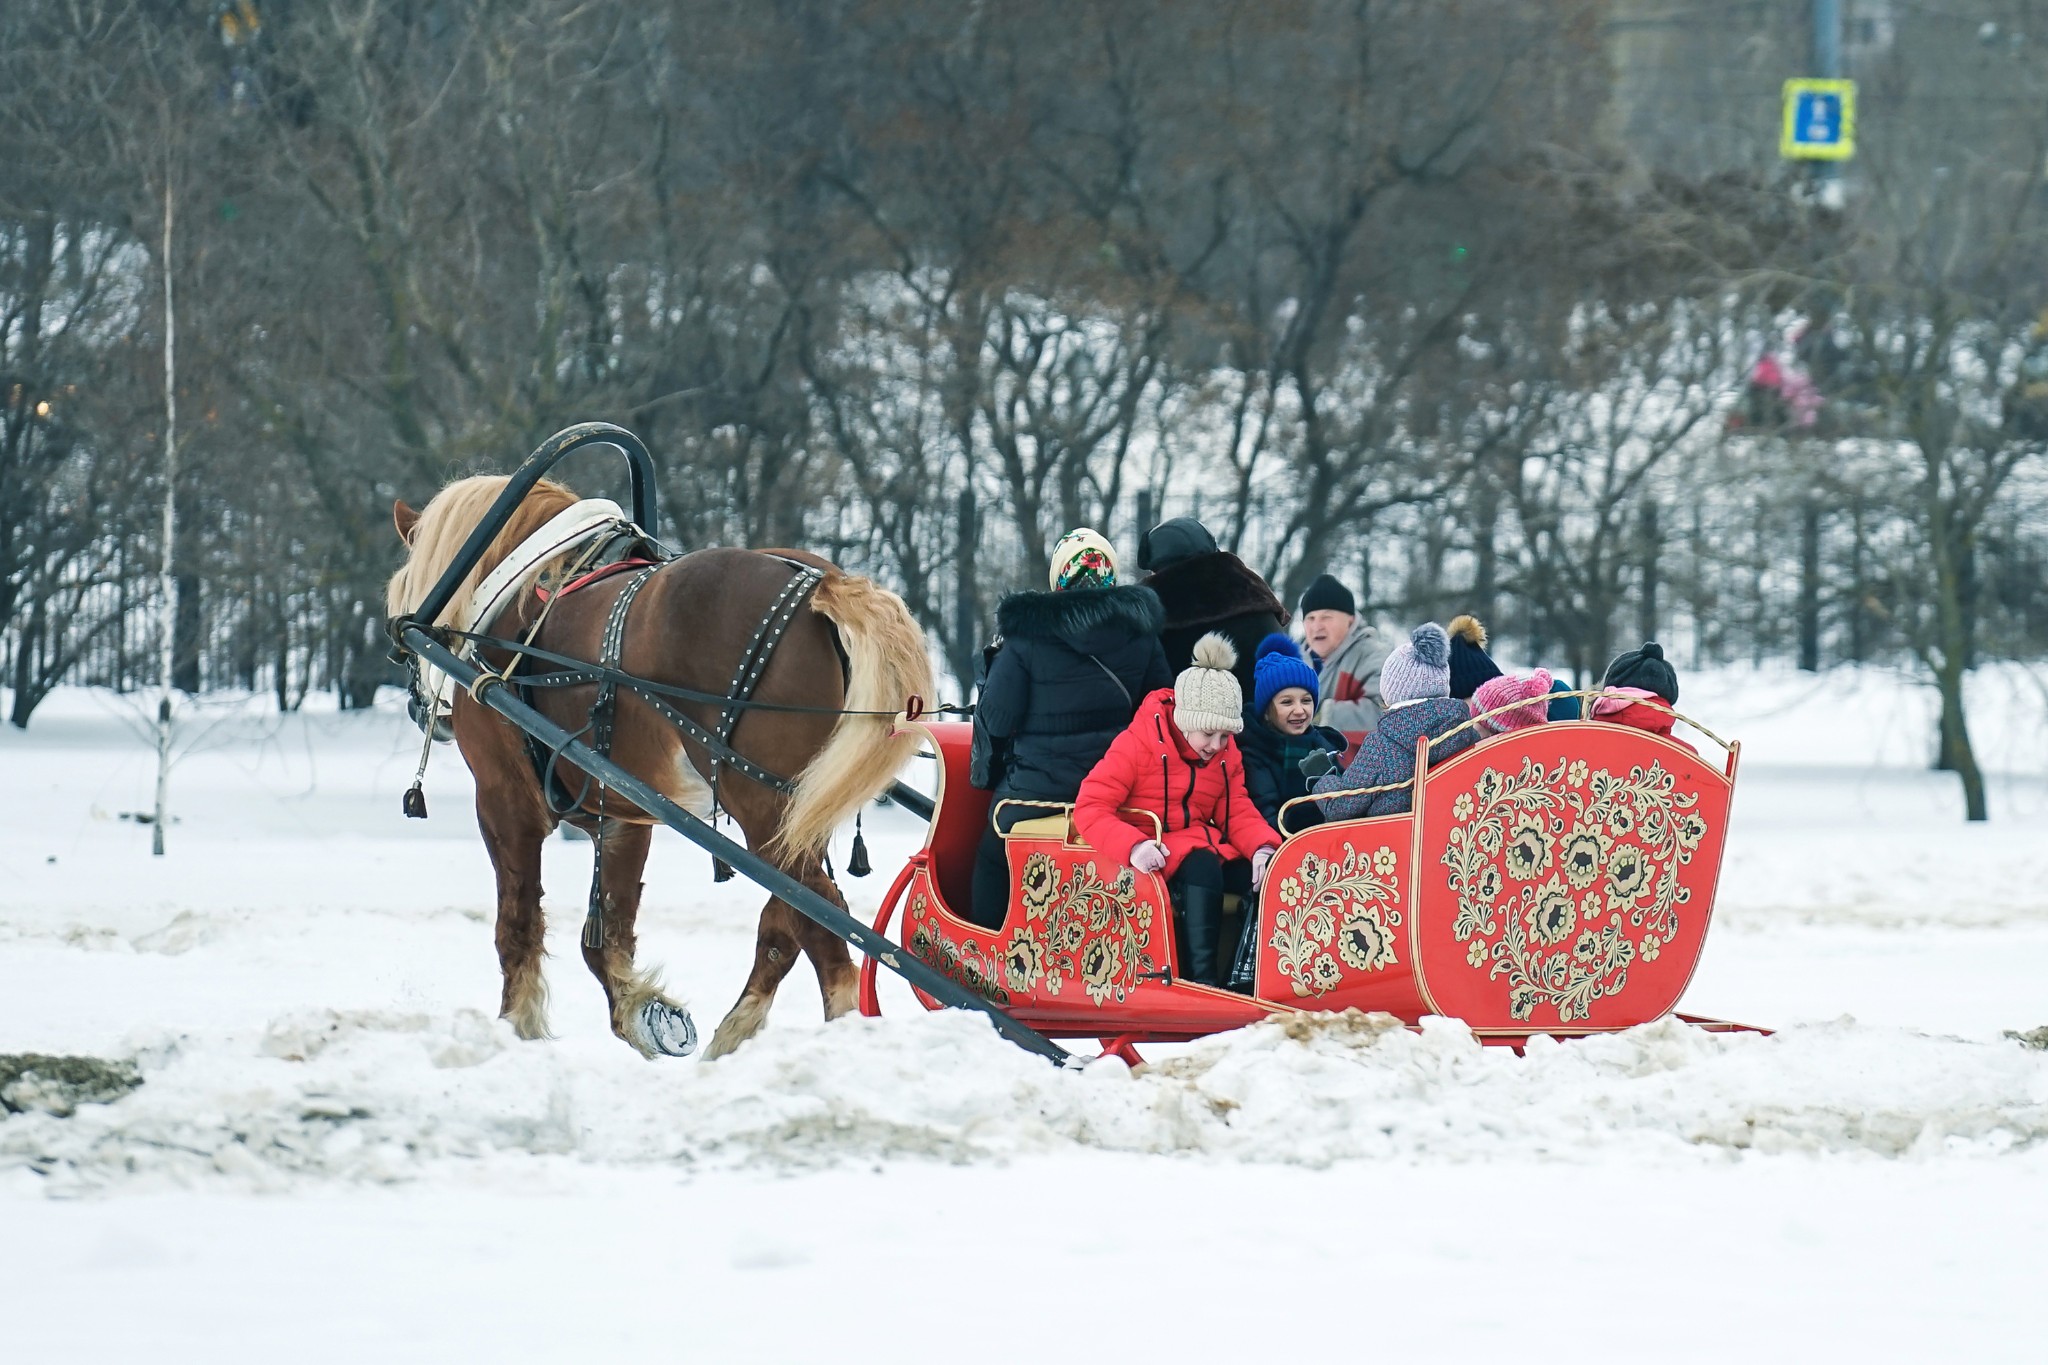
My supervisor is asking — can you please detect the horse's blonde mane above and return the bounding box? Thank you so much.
[385,474,581,624]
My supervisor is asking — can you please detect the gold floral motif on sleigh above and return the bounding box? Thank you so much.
[906,894,1010,1005]
[997,851,1158,1006]
[1267,843,1403,998]
[1440,757,1709,1022]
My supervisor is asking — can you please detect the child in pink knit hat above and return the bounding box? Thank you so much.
[1471,669,1555,736]
[1592,688,1700,755]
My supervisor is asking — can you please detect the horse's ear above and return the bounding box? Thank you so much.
[393,499,420,546]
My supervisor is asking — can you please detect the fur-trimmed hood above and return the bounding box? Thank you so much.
[1143,551,1286,630]
[996,584,1164,654]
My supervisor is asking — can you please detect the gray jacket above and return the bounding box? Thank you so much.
[1312,619,1393,732]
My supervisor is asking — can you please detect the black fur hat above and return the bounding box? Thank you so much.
[1602,641,1679,704]
[996,583,1164,647]
[1137,516,1218,573]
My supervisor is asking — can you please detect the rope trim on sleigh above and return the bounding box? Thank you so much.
[1273,688,1733,833]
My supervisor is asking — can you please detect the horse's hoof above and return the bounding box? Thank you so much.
[629,999,698,1058]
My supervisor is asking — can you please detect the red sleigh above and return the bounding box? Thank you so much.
[859,709,1756,1061]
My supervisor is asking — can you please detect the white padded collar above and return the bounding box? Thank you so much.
[416,497,628,718]
[459,498,627,633]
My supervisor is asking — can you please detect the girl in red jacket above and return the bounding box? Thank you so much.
[1593,642,1699,756]
[1075,632,1283,987]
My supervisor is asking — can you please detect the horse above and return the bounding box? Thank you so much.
[385,474,933,1059]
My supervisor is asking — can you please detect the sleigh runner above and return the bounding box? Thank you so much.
[859,713,1752,1055]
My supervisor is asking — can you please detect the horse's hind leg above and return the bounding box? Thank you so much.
[703,861,857,1059]
[704,896,803,1060]
[581,819,698,1058]
[477,797,552,1041]
[790,862,859,1021]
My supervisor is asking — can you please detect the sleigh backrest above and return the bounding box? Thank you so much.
[1408,719,1737,1034]
[913,721,992,919]
[1256,712,1736,1034]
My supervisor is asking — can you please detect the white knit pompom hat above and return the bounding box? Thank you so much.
[1173,632,1244,734]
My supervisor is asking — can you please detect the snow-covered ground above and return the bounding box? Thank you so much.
[3,666,2046,1363]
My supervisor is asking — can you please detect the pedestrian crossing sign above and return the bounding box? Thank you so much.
[1781,79,1856,161]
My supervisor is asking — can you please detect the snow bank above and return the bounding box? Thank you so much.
[3,672,2047,1197]
[6,1008,2045,1193]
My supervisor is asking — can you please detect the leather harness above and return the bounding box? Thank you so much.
[494,531,829,948]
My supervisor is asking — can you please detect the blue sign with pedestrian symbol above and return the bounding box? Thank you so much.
[1782,79,1856,161]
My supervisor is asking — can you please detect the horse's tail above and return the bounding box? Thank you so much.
[775,571,934,861]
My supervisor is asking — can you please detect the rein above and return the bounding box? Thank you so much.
[430,624,954,721]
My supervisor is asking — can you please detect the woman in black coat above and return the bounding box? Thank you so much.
[968,531,1171,928]
[1138,517,1288,692]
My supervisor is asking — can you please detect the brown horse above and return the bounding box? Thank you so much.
[385,475,932,1059]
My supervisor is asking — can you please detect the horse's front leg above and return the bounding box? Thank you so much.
[476,793,553,1041]
[581,818,697,1058]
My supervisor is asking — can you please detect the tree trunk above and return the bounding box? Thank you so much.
[338,604,385,710]
[273,611,290,712]
[951,487,981,699]
[1958,532,1979,672]
[1797,495,1821,672]
[172,570,202,693]
[1472,478,1499,628]
[1934,657,1987,821]
[1847,493,1867,664]
[9,607,45,728]
[1751,495,1768,667]
[1687,499,1707,670]
[1637,499,1659,644]
[1356,533,1374,620]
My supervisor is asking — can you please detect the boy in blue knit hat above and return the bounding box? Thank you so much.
[1238,634,1348,831]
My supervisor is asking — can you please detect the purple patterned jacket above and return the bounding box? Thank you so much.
[1309,697,1476,820]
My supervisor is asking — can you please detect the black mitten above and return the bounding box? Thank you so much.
[1297,748,1336,780]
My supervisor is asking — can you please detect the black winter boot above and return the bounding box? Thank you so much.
[1217,904,1244,982]
[1224,897,1260,993]
[1175,884,1226,987]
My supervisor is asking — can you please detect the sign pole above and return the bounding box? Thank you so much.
[1813,0,1842,188]
[152,170,176,856]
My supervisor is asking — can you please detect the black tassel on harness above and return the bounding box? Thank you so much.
[713,857,735,883]
[847,812,872,878]
[403,709,435,818]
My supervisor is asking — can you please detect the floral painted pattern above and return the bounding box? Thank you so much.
[1267,842,1403,998]
[907,894,1010,1005]
[1441,757,1709,1022]
[924,851,1159,1007]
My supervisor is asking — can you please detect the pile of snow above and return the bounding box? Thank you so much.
[6,1008,2045,1194]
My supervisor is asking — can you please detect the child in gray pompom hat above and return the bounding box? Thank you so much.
[1304,623,1479,820]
